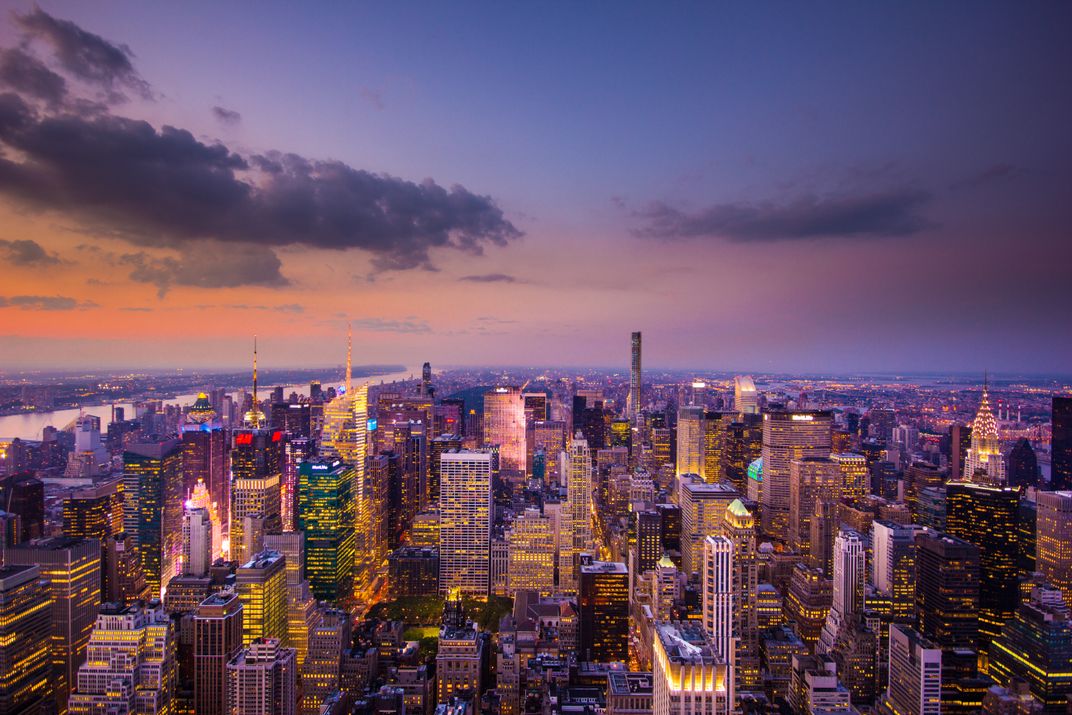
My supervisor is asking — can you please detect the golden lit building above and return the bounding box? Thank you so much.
[506,507,555,597]
[0,565,52,715]
[439,450,493,597]
[652,621,732,715]
[964,382,1006,485]
[236,550,288,647]
[831,453,868,501]
[1037,491,1072,608]
[760,410,833,542]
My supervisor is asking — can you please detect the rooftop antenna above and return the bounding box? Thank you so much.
[346,323,353,393]
[251,335,261,428]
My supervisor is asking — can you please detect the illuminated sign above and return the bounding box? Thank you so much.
[791,414,814,421]
[234,432,253,445]
[272,430,282,442]
[368,419,378,431]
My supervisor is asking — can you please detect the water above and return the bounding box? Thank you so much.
[0,365,419,441]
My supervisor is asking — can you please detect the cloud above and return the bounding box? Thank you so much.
[0,238,60,265]
[950,163,1020,192]
[459,272,518,283]
[0,48,67,107]
[212,105,241,125]
[352,317,431,334]
[13,7,150,100]
[360,87,384,110]
[0,294,96,310]
[0,11,522,291]
[634,189,932,242]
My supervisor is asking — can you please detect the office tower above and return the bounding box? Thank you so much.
[181,418,227,522]
[762,625,807,704]
[388,546,439,597]
[872,520,922,623]
[421,362,432,397]
[230,426,283,564]
[429,434,462,504]
[437,596,484,705]
[0,474,43,542]
[832,453,869,501]
[68,602,176,715]
[182,505,213,577]
[104,532,150,603]
[0,565,52,715]
[702,535,734,665]
[788,456,841,558]
[808,497,839,575]
[988,585,1072,711]
[676,405,705,477]
[722,498,760,688]
[651,554,680,621]
[722,413,763,494]
[630,508,662,582]
[734,375,759,415]
[560,434,594,588]
[573,391,607,455]
[301,609,350,715]
[948,423,972,483]
[657,502,681,555]
[227,638,297,715]
[281,437,314,531]
[5,537,100,713]
[439,451,493,596]
[915,533,980,649]
[1054,397,1072,491]
[1036,491,1072,607]
[1007,438,1040,489]
[483,387,527,475]
[296,459,356,603]
[945,481,1020,644]
[652,622,732,715]
[675,474,737,577]
[1018,498,1038,579]
[880,624,942,715]
[790,654,852,714]
[627,331,642,424]
[506,507,555,596]
[195,591,244,715]
[123,438,183,596]
[236,550,288,646]
[578,558,629,663]
[703,411,727,483]
[62,478,123,599]
[760,410,833,542]
[785,563,833,647]
[819,529,865,653]
[964,383,1006,485]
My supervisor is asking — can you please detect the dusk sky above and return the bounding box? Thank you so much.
[0,2,1069,374]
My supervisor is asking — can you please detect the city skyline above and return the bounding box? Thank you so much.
[1,3,1070,373]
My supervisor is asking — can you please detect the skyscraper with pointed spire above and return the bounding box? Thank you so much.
[964,378,1006,485]
[244,337,266,428]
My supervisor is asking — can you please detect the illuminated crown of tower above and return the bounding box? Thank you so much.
[243,335,266,428]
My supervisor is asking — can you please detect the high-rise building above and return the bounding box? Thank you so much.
[578,558,629,663]
[421,362,432,397]
[945,481,1020,644]
[1053,397,1072,491]
[439,451,493,596]
[296,459,356,603]
[872,520,922,623]
[722,414,763,494]
[194,591,244,715]
[964,383,1006,485]
[123,438,183,596]
[734,376,759,416]
[832,453,869,501]
[988,585,1072,711]
[702,535,734,665]
[573,392,607,455]
[437,595,484,704]
[819,529,865,653]
[651,554,680,621]
[652,622,732,715]
[675,474,737,577]
[915,532,980,649]
[68,602,176,715]
[880,623,942,715]
[1007,439,1040,489]
[559,434,594,591]
[1037,490,1072,608]
[0,565,52,715]
[230,428,283,565]
[676,406,705,477]
[301,608,350,715]
[721,499,759,688]
[703,411,727,484]
[483,387,527,476]
[62,478,123,599]
[788,457,841,558]
[629,332,642,424]
[785,563,833,647]
[181,419,228,526]
[630,508,662,579]
[5,537,100,714]
[227,637,297,715]
[506,507,555,597]
[760,410,833,542]
[182,505,213,577]
[236,550,288,646]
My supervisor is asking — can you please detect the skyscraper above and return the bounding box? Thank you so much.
[181,418,228,525]
[734,376,759,416]
[439,450,493,596]
[963,382,1006,485]
[230,428,283,564]
[760,410,833,542]
[5,536,100,714]
[629,332,642,424]
[788,456,841,558]
[0,565,52,715]
[227,638,297,715]
[296,459,356,603]
[483,387,527,476]
[1053,397,1072,491]
[652,622,732,715]
[872,520,922,623]
[578,558,629,663]
[506,507,555,597]
[676,405,705,477]
[702,535,734,665]
[236,549,288,647]
[722,499,759,688]
[675,474,738,577]
[819,529,865,654]
[880,624,942,715]
[182,505,213,577]
[988,585,1072,711]
[194,591,244,715]
[1037,490,1072,608]
[62,478,123,598]
[123,438,183,596]
[559,433,594,592]
[915,533,980,649]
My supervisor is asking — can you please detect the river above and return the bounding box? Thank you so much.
[0,365,420,441]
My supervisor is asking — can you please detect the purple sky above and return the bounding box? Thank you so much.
[0,2,1069,374]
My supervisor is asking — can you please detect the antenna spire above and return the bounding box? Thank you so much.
[346,323,353,393]
[252,335,260,428]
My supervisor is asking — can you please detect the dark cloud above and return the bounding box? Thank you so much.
[0,48,67,107]
[13,7,150,100]
[212,105,241,125]
[950,163,1020,192]
[0,238,59,265]
[352,317,431,334]
[459,272,517,283]
[0,294,96,310]
[120,242,288,297]
[634,189,932,242]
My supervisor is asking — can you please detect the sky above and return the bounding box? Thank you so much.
[0,2,1069,374]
